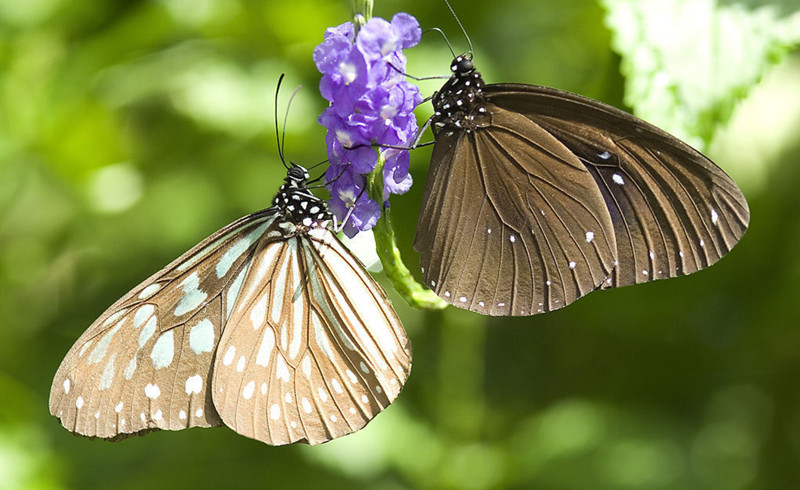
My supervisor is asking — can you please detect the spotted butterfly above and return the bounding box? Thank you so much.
[49,163,411,445]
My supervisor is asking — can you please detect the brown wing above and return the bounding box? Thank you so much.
[49,211,276,439]
[486,84,749,287]
[415,108,617,316]
[212,228,411,445]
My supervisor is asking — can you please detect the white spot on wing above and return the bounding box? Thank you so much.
[222,345,236,366]
[189,319,214,354]
[302,397,312,414]
[124,357,137,380]
[63,379,70,394]
[612,173,624,185]
[174,272,208,316]
[585,231,594,243]
[251,294,268,330]
[76,397,84,409]
[242,381,255,399]
[137,316,157,349]
[98,354,116,391]
[216,222,270,278]
[115,402,123,413]
[275,356,290,382]
[185,375,203,395]
[89,320,125,365]
[150,331,174,369]
[711,209,719,225]
[138,283,161,299]
[236,355,246,372]
[144,383,160,399]
[226,267,248,321]
[256,328,275,367]
[102,309,127,327]
[133,304,155,328]
[270,404,280,420]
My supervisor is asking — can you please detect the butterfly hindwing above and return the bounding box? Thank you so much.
[213,227,411,445]
[485,84,750,287]
[49,211,276,439]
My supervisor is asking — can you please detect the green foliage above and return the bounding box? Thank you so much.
[602,0,800,148]
[2,0,799,488]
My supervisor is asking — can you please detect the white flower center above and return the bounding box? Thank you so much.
[338,189,357,207]
[380,104,398,120]
[380,39,398,56]
[338,61,357,84]
[335,130,353,147]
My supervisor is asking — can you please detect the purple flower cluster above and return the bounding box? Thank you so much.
[314,13,422,237]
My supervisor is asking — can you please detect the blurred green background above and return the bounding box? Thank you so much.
[2,0,799,488]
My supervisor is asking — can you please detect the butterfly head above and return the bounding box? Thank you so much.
[450,55,474,78]
[285,163,310,188]
[272,164,332,231]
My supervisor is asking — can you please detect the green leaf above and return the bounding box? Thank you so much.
[602,0,800,149]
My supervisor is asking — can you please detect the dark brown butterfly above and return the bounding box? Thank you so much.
[414,55,749,316]
[50,163,411,445]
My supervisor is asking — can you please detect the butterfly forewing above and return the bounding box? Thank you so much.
[485,84,750,287]
[49,212,276,439]
[212,227,411,445]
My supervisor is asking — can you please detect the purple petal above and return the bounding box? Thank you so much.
[391,13,421,49]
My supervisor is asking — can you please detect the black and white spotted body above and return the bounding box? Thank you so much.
[271,164,332,231]
[431,55,491,134]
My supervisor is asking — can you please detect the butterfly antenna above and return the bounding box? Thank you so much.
[306,158,334,186]
[281,84,303,167]
[423,27,456,58]
[274,74,289,169]
[443,0,473,58]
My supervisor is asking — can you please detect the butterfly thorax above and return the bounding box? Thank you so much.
[431,55,491,135]
[271,164,332,232]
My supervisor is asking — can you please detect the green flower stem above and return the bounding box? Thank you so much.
[367,155,447,310]
[352,0,372,27]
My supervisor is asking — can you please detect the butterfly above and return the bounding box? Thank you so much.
[413,54,750,316]
[49,163,412,445]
